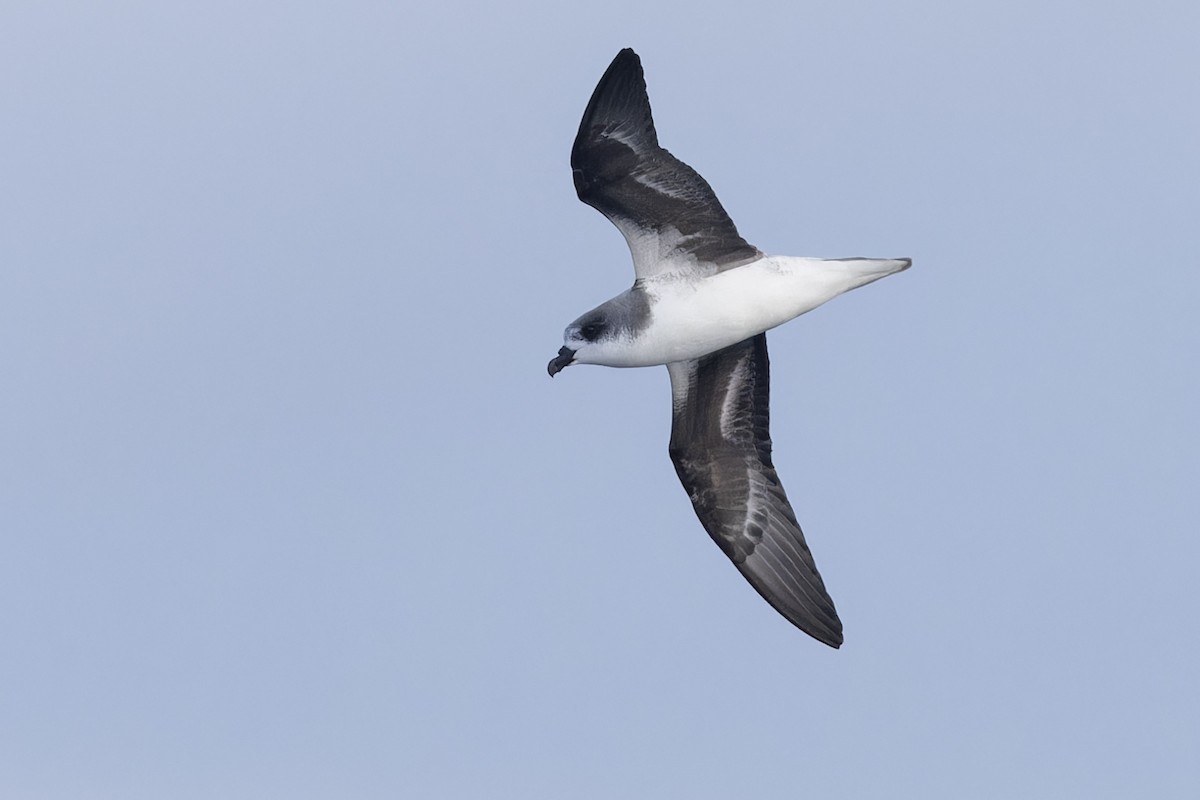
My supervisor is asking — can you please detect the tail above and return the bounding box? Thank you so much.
[826,256,912,292]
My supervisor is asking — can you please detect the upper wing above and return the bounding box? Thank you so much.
[666,334,844,647]
[571,49,761,280]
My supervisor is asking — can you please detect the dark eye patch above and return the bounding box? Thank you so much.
[580,322,603,341]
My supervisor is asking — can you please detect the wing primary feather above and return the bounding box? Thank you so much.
[667,334,844,648]
[570,49,760,278]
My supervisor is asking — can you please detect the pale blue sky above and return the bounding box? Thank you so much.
[2,2,1198,798]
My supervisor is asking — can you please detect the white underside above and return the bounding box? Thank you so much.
[603,255,909,367]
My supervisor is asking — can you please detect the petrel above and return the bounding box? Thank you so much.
[547,48,910,648]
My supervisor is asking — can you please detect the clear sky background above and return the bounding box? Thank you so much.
[2,2,1198,798]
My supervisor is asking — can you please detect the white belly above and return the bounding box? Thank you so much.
[618,255,908,366]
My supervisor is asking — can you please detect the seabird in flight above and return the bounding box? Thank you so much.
[548,48,910,648]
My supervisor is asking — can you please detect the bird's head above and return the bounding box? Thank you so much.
[547,308,621,376]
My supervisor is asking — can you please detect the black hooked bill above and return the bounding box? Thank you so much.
[547,347,576,377]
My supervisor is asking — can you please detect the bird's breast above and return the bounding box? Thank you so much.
[625,258,844,365]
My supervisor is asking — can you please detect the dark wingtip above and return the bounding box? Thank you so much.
[572,47,657,170]
[794,610,844,649]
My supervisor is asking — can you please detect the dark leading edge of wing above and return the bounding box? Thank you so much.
[570,48,760,272]
[667,335,844,647]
